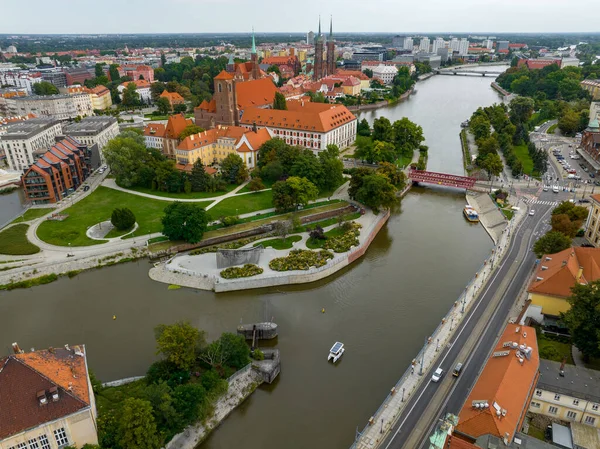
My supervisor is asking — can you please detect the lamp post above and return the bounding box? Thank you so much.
[419,336,427,376]
[380,418,384,434]
[402,387,405,402]
[436,338,440,352]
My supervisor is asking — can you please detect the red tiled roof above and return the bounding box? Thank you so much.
[214,70,234,80]
[177,126,247,151]
[120,79,150,89]
[144,123,166,138]
[165,114,193,139]
[175,163,217,175]
[160,90,185,103]
[195,98,217,113]
[235,77,278,110]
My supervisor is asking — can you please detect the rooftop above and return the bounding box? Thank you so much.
[537,359,600,403]
[0,118,60,140]
[62,116,117,135]
[165,114,193,139]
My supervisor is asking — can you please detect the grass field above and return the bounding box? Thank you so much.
[512,144,535,176]
[253,235,302,250]
[547,124,558,134]
[238,178,275,193]
[122,183,237,199]
[11,208,54,224]
[207,191,273,219]
[0,224,40,255]
[36,187,209,247]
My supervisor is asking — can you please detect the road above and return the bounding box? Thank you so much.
[380,189,568,449]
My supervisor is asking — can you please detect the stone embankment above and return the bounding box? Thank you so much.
[346,88,414,112]
[466,192,508,244]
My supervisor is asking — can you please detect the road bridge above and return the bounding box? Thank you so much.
[409,169,476,189]
[437,69,505,77]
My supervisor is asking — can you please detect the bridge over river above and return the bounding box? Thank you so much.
[436,68,505,77]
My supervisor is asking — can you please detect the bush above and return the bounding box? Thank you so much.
[251,348,265,360]
[576,229,585,237]
[220,215,240,227]
[269,249,334,271]
[220,264,264,279]
[111,207,136,230]
[309,225,326,241]
[323,222,361,252]
[247,177,265,191]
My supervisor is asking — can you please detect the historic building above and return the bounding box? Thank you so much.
[313,17,336,81]
[143,114,193,159]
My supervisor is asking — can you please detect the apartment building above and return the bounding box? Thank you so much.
[529,360,600,429]
[117,79,152,103]
[12,94,93,120]
[63,116,119,156]
[372,65,398,85]
[0,118,62,171]
[144,123,166,150]
[0,70,42,94]
[0,343,98,448]
[581,80,600,100]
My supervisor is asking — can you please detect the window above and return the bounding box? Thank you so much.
[54,428,69,446]
[585,416,596,425]
[531,402,540,408]
[28,440,40,449]
[536,390,542,397]
[573,399,580,406]
[593,404,599,411]
[567,411,577,419]
[549,406,558,414]
[554,394,561,401]
[17,444,27,449]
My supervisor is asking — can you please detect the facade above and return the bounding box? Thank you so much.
[312,17,336,80]
[22,137,96,204]
[581,80,600,100]
[117,79,152,103]
[262,55,301,78]
[239,100,357,152]
[482,39,494,49]
[40,70,67,88]
[62,116,119,154]
[326,19,336,78]
[307,31,315,45]
[580,119,600,169]
[372,65,398,84]
[392,36,403,48]
[432,38,445,53]
[117,64,154,82]
[0,70,42,94]
[455,324,539,445]
[0,344,98,448]
[175,125,272,170]
[527,246,600,317]
[90,85,112,110]
[415,53,442,69]
[530,359,600,429]
[12,94,93,120]
[64,67,94,86]
[163,114,194,159]
[314,20,325,80]
[0,118,63,171]
[341,76,361,95]
[160,90,185,107]
[497,40,510,51]
[585,192,600,246]
[458,38,470,56]
[419,37,430,52]
[403,37,414,52]
[144,123,166,150]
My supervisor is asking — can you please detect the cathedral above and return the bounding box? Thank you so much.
[313,17,336,80]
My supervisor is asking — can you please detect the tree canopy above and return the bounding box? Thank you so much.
[33,81,59,96]
[161,202,209,243]
[562,280,600,361]
[220,153,248,184]
[272,176,318,212]
[273,92,287,110]
[532,231,572,258]
[155,321,206,371]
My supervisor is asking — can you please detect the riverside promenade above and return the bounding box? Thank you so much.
[350,203,526,449]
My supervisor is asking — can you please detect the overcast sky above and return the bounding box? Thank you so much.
[2,0,596,34]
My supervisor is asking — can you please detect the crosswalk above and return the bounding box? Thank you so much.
[523,199,560,206]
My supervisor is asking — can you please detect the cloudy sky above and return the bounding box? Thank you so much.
[2,0,596,34]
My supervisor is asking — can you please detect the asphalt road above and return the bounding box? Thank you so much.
[380,190,566,449]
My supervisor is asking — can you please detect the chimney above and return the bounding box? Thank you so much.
[37,390,48,406]
[49,386,59,402]
[577,266,584,282]
[12,342,23,354]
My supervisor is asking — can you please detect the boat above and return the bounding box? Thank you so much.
[328,342,345,363]
[463,205,480,223]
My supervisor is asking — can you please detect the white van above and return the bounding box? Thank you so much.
[553,186,559,193]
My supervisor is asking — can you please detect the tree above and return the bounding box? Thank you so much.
[562,280,600,361]
[289,149,323,187]
[161,52,167,67]
[189,160,210,192]
[377,162,406,188]
[108,64,120,82]
[469,115,491,141]
[103,131,149,187]
[509,97,535,124]
[348,167,373,199]
[150,82,167,102]
[267,64,281,75]
[273,220,292,240]
[363,68,373,78]
[272,176,318,212]
[119,398,161,449]
[393,117,425,151]
[95,63,105,78]
[179,124,204,140]
[319,145,344,192]
[372,117,394,143]
[247,177,265,191]
[32,81,59,96]
[172,383,207,424]
[533,231,572,258]
[273,92,288,110]
[558,109,580,136]
[199,333,250,371]
[477,136,500,157]
[220,153,248,184]
[356,140,396,164]
[161,202,209,243]
[144,381,181,435]
[155,321,206,370]
[111,208,136,230]
[357,118,371,137]
[173,103,187,114]
[122,82,141,107]
[354,173,397,213]
[479,153,503,180]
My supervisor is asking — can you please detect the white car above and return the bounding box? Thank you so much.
[432,367,444,382]
[529,210,535,216]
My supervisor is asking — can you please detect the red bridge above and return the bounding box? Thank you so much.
[409,169,476,189]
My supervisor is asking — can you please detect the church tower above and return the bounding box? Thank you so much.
[250,28,261,81]
[313,17,324,80]
[214,70,238,126]
[326,16,336,76]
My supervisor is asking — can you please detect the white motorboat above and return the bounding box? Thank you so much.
[328,341,345,363]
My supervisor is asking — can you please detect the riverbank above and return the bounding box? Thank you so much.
[346,88,414,113]
[491,81,510,97]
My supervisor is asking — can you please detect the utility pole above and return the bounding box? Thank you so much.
[419,336,427,375]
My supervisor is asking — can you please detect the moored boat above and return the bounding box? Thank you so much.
[464,205,480,223]
[328,342,345,363]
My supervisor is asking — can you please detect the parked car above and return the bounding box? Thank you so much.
[453,363,464,377]
[590,173,596,178]
[432,367,444,382]
[529,210,535,216]
[579,199,590,204]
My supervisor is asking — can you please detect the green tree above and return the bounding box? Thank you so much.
[267,64,281,75]
[144,381,181,435]
[220,153,248,184]
[272,176,318,212]
[273,91,288,110]
[357,118,371,137]
[469,115,491,141]
[479,153,503,181]
[95,63,105,78]
[108,64,120,82]
[532,231,572,258]
[199,333,251,371]
[377,162,406,188]
[477,136,500,157]
[103,131,149,187]
[111,208,136,230]
[509,97,535,124]
[247,177,265,191]
[372,117,394,143]
[393,117,424,151]
[178,124,204,141]
[354,173,397,213]
[189,159,210,192]
[561,280,600,361]
[122,82,141,107]
[289,149,323,187]
[319,145,344,192]
[348,167,373,199]
[32,81,59,95]
[154,321,206,370]
[119,398,161,449]
[558,109,580,136]
[150,82,167,102]
[356,140,396,164]
[161,202,209,243]
[161,53,167,67]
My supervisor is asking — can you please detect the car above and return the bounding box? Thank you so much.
[568,169,577,174]
[453,363,463,377]
[432,367,444,382]
[596,180,600,186]
[543,186,549,191]
[83,185,90,192]
[579,199,590,204]
[529,210,535,216]
[590,173,596,178]
[580,163,586,168]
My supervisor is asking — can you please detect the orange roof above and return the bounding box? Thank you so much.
[144,123,166,138]
[335,70,370,81]
[237,142,252,153]
[446,436,479,449]
[240,100,356,133]
[528,247,600,298]
[177,126,247,151]
[262,56,298,65]
[456,324,539,443]
[165,114,193,139]
[15,345,91,405]
[91,85,110,96]
[215,70,234,80]
[195,98,217,113]
[235,77,278,110]
[160,90,185,102]
[120,79,150,89]
[243,127,272,151]
[342,76,360,86]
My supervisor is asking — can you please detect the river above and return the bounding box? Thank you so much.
[0,189,26,228]
[0,68,507,449]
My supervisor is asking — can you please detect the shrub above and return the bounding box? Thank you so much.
[309,225,326,241]
[323,222,361,252]
[247,177,265,191]
[111,208,136,230]
[251,348,265,360]
[220,264,264,279]
[269,249,334,271]
[220,215,240,227]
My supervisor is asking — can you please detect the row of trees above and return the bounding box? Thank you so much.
[348,163,406,213]
[97,321,250,449]
[533,201,589,257]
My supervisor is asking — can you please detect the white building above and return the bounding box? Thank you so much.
[0,70,42,94]
[419,37,430,52]
[458,38,470,56]
[372,65,398,85]
[63,116,119,154]
[240,101,357,152]
[12,94,93,121]
[403,37,414,52]
[450,38,460,52]
[432,38,445,54]
[117,79,152,104]
[482,39,494,49]
[0,118,62,171]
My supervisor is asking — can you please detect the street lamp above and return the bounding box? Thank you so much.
[402,387,405,402]
[380,418,384,434]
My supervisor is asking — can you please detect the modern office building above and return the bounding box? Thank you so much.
[0,118,62,171]
[392,35,403,48]
[458,38,470,56]
[419,37,431,52]
[62,116,119,154]
[497,40,510,51]
[432,38,445,54]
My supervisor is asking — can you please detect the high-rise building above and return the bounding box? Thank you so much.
[314,17,325,80]
[392,35,403,48]
[432,38,445,54]
[482,39,493,49]
[458,38,469,56]
[307,31,315,45]
[403,37,414,52]
[450,38,460,52]
[419,37,430,52]
[497,40,510,51]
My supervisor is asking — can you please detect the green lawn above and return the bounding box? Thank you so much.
[538,335,574,365]
[396,154,413,168]
[305,226,346,249]
[0,224,40,255]
[11,207,55,224]
[37,186,210,247]
[527,424,546,441]
[547,124,558,134]
[513,144,535,176]
[253,235,302,250]
[238,178,275,193]
[208,191,273,219]
[122,184,237,199]
[500,208,514,220]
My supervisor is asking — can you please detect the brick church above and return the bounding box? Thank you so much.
[313,17,336,80]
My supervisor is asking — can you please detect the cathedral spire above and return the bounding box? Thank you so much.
[251,27,256,54]
[318,16,321,39]
[329,16,333,39]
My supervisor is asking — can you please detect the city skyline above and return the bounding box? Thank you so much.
[2,0,598,34]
